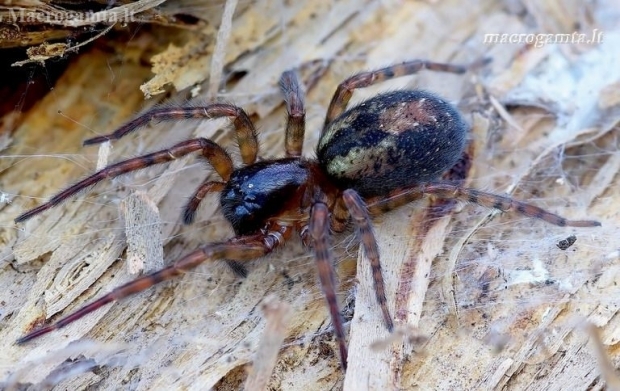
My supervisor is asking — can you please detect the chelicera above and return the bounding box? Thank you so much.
[15,59,600,370]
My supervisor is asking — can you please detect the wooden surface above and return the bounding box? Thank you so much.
[1,0,619,389]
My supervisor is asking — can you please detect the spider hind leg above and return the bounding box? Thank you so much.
[365,182,600,228]
[342,189,394,332]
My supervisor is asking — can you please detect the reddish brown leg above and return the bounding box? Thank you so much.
[16,226,291,344]
[309,202,348,370]
[280,70,306,157]
[15,138,233,223]
[366,182,601,228]
[183,181,226,224]
[365,189,424,216]
[331,196,349,233]
[342,189,393,332]
[84,103,259,165]
[324,58,489,127]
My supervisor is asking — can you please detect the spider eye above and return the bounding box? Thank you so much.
[234,205,251,218]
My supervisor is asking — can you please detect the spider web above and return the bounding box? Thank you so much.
[1,1,619,390]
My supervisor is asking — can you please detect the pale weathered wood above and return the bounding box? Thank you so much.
[1,0,619,389]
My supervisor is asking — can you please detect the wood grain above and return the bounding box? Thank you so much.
[1,0,618,389]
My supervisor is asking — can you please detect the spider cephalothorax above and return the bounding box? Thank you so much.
[15,58,599,370]
[220,158,311,235]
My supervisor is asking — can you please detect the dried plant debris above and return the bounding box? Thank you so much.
[1,0,221,63]
[557,235,577,250]
[4,0,619,389]
[499,33,620,141]
[244,296,292,391]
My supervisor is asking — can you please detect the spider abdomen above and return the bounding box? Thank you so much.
[317,90,467,197]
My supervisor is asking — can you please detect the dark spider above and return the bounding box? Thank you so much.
[14,58,600,370]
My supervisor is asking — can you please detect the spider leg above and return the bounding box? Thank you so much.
[331,196,349,233]
[365,182,601,228]
[324,58,489,126]
[224,260,249,278]
[342,189,394,332]
[16,226,291,344]
[183,181,226,224]
[15,138,233,223]
[280,70,306,157]
[83,103,259,165]
[309,202,348,370]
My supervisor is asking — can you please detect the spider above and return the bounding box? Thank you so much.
[15,58,600,370]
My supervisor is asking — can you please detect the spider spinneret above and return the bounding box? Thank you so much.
[14,58,600,370]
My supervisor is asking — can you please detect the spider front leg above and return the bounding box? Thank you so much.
[15,138,233,222]
[16,226,291,344]
[366,182,601,228]
[183,181,225,224]
[84,103,259,165]
[324,58,489,127]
